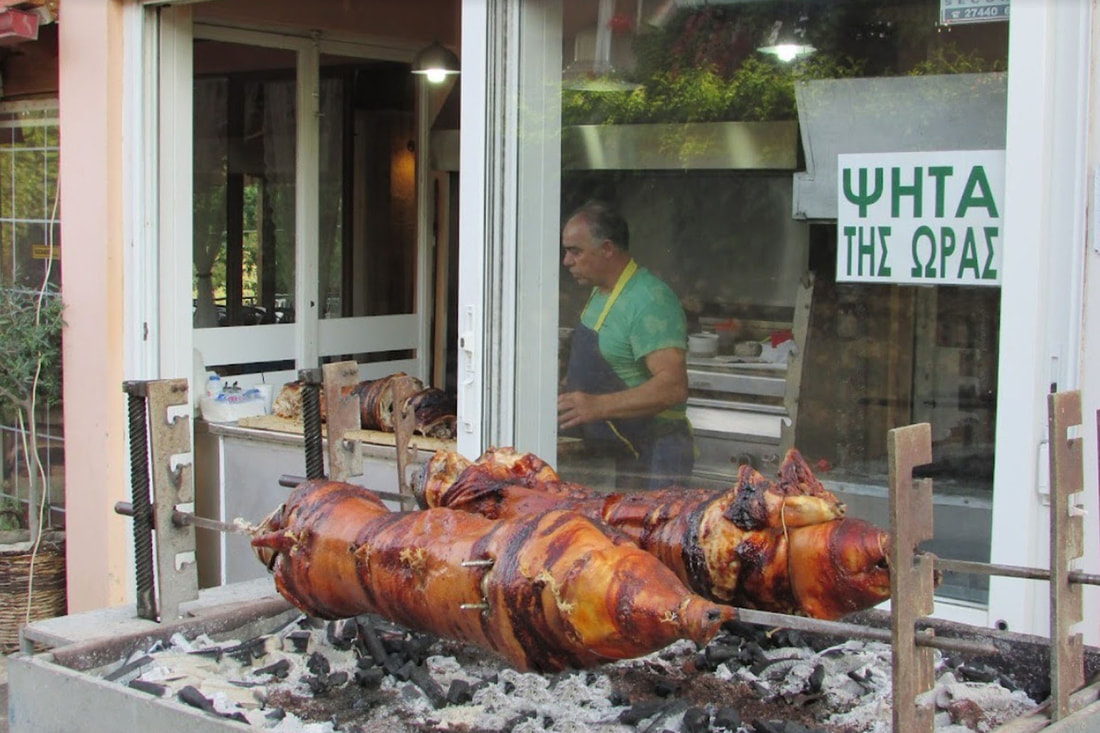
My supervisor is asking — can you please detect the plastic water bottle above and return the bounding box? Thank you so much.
[205,373,222,399]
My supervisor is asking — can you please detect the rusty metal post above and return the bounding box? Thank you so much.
[888,423,936,733]
[1049,390,1085,720]
[322,361,363,482]
[121,381,157,621]
[299,368,325,479]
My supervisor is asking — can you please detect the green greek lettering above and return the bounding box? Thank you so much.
[877,226,892,277]
[955,165,999,218]
[912,226,936,278]
[939,227,956,280]
[842,226,857,277]
[892,167,923,218]
[857,226,876,276]
[982,226,999,280]
[843,167,884,218]
[927,166,953,217]
[957,227,981,279]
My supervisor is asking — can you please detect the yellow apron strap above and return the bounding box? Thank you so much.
[593,259,638,333]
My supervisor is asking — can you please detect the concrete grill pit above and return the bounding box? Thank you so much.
[8,580,1100,733]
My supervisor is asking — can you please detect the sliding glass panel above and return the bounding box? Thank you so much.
[517,0,1008,604]
[318,56,417,322]
[193,41,297,335]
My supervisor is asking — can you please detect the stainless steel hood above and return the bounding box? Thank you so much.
[562,121,799,171]
[430,120,800,173]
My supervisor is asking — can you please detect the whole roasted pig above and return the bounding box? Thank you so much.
[416,448,891,620]
[251,478,735,672]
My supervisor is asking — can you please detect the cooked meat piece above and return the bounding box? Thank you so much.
[271,381,326,422]
[417,448,890,620]
[252,478,734,672]
[354,373,425,431]
[405,387,457,439]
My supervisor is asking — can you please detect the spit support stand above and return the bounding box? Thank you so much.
[1049,389,1085,721]
[322,360,363,482]
[888,422,936,733]
[118,378,200,623]
[391,374,421,511]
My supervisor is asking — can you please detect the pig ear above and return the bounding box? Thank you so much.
[722,465,773,529]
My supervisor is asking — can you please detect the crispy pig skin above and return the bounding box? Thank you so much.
[252,478,734,672]
[418,448,891,620]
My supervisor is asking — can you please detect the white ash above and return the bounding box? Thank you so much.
[106,617,1037,733]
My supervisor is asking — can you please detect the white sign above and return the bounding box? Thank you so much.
[837,150,1005,287]
[940,0,1009,25]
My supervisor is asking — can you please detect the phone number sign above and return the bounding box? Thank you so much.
[837,150,1005,287]
[941,0,1009,25]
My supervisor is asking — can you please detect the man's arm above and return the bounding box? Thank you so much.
[557,347,688,429]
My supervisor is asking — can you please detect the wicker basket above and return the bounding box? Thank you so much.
[0,528,66,653]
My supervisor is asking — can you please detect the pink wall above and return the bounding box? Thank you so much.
[58,0,128,612]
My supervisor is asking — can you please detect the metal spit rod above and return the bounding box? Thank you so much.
[114,501,249,536]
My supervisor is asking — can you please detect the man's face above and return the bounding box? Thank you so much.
[561,216,606,287]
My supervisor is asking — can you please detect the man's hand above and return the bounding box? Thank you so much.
[557,348,689,430]
[558,391,603,430]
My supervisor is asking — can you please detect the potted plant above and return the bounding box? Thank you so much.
[0,282,67,650]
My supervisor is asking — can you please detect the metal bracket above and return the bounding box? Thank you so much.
[322,361,363,482]
[1049,390,1085,721]
[145,378,200,622]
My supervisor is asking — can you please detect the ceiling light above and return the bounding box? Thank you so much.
[412,41,460,84]
[758,17,815,62]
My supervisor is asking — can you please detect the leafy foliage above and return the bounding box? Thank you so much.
[0,287,64,420]
[562,55,863,126]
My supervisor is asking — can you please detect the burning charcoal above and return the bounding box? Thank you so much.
[382,634,406,655]
[355,616,391,666]
[770,629,805,649]
[608,689,630,707]
[446,679,474,705]
[501,711,537,730]
[713,706,741,731]
[407,664,446,708]
[222,712,250,725]
[177,685,216,713]
[306,651,331,675]
[305,675,331,696]
[329,671,349,687]
[807,664,825,694]
[403,634,435,663]
[618,699,667,725]
[543,715,554,728]
[265,708,286,723]
[503,680,516,694]
[356,655,378,670]
[104,654,153,684]
[751,721,786,733]
[355,667,385,689]
[682,706,710,733]
[393,660,416,682]
[285,629,311,653]
[705,642,740,666]
[741,641,769,669]
[255,658,291,680]
[225,637,268,665]
[584,671,597,686]
[128,679,166,697]
[652,679,677,697]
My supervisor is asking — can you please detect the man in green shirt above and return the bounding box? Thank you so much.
[558,200,694,489]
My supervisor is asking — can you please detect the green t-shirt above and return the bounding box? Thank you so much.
[579,264,688,415]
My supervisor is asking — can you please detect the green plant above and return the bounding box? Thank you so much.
[0,285,64,543]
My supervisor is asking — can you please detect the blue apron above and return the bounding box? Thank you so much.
[564,261,694,489]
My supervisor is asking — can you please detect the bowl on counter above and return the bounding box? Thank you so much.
[688,332,719,357]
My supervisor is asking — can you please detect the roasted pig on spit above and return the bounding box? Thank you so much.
[251,478,735,672]
[417,448,892,620]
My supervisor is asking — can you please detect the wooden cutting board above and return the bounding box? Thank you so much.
[237,414,456,453]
